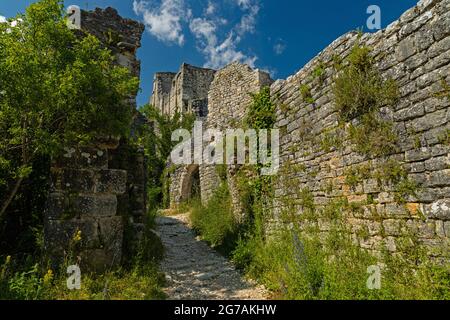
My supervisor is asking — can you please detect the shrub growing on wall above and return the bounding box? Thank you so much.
[334,44,399,121]
[333,43,400,157]
[0,0,139,220]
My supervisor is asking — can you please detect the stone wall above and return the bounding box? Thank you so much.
[271,0,449,259]
[200,63,273,215]
[164,63,273,207]
[162,0,449,261]
[151,63,216,117]
[44,8,146,271]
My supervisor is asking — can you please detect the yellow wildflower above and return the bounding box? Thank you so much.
[43,269,54,285]
[5,255,11,264]
[73,230,82,242]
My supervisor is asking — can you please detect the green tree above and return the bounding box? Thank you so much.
[0,0,139,219]
[137,104,195,209]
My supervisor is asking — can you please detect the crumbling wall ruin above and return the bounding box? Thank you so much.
[44,8,146,271]
[151,63,216,117]
[162,63,273,208]
[162,0,449,261]
[272,0,449,259]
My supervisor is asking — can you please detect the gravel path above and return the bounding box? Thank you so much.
[156,213,269,300]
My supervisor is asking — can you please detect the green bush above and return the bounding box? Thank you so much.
[347,112,398,157]
[190,182,235,248]
[0,0,139,220]
[245,86,276,130]
[334,44,399,121]
[300,84,315,104]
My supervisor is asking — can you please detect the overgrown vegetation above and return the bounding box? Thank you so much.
[334,44,399,121]
[185,71,449,300]
[0,239,166,300]
[236,198,449,300]
[190,182,235,248]
[434,77,450,100]
[300,84,315,104]
[0,0,139,221]
[333,43,400,158]
[0,0,167,300]
[138,104,195,210]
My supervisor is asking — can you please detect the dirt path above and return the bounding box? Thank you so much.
[156,213,269,300]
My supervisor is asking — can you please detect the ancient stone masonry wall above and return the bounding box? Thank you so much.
[271,0,449,259]
[151,63,216,117]
[152,72,176,115]
[157,0,449,261]
[45,143,127,271]
[81,7,144,79]
[167,63,273,213]
[44,8,146,271]
[200,63,273,214]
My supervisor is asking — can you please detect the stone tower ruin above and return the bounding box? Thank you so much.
[44,7,147,272]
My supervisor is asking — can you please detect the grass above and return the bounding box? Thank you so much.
[0,258,166,300]
[0,210,167,300]
[230,199,450,300]
[190,181,236,250]
[300,84,315,104]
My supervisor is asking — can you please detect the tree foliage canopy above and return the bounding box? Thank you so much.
[0,0,139,218]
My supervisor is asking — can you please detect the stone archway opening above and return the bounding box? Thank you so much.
[180,165,201,203]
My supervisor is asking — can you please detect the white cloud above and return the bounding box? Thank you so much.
[189,0,260,69]
[134,0,264,70]
[197,31,257,69]
[236,0,252,10]
[273,41,286,55]
[0,16,6,23]
[190,14,258,69]
[205,1,215,15]
[133,0,186,46]
[236,2,259,36]
[261,66,277,78]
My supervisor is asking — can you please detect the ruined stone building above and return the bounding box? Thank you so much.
[44,8,148,271]
[43,0,449,272]
[151,63,216,118]
[155,0,450,261]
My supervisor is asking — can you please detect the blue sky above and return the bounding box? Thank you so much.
[0,0,418,107]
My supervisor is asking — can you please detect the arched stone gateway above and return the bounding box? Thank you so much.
[180,164,201,202]
[157,0,450,262]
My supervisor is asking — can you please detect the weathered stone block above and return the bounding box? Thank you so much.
[45,192,67,220]
[45,218,101,251]
[46,193,118,219]
[432,11,450,41]
[54,169,96,193]
[405,148,431,162]
[383,219,402,236]
[44,216,123,267]
[54,146,109,169]
[95,169,127,194]
[445,221,450,237]
[72,194,118,217]
[396,36,417,61]
[429,170,450,187]
[424,199,450,220]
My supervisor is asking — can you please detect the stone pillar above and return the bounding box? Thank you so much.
[44,144,127,272]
